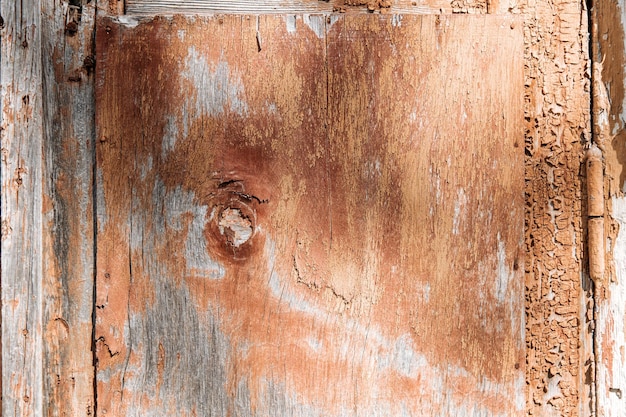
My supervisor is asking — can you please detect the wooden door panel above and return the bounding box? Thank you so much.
[95,14,524,416]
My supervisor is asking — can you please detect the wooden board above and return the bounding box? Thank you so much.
[40,1,97,415]
[124,0,476,16]
[1,0,97,415]
[1,2,45,415]
[95,14,524,416]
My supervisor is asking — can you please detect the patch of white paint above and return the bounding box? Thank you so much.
[140,155,153,181]
[598,195,626,413]
[391,334,428,378]
[306,337,322,352]
[327,14,341,28]
[303,14,326,39]
[495,232,511,303]
[182,47,248,118]
[115,15,139,28]
[391,14,403,27]
[363,159,382,179]
[285,15,297,34]
[452,188,467,235]
[161,115,179,158]
[154,179,225,279]
[421,282,431,302]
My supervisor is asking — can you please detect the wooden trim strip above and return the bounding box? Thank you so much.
[124,0,451,15]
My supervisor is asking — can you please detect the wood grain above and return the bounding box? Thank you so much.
[124,0,453,15]
[1,1,45,415]
[40,0,97,415]
[96,13,524,416]
[1,0,97,415]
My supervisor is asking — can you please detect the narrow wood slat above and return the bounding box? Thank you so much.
[40,1,97,415]
[1,1,45,415]
[124,0,454,15]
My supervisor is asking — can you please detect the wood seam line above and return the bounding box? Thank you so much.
[589,0,606,413]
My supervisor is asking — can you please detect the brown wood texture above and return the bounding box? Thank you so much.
[95,14,524,416]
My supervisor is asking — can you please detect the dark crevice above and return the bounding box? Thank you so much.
[91,2,99,416]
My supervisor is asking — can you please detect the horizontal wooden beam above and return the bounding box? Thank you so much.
[124,0,459,16]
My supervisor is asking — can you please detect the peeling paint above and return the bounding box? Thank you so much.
[161,115,178,158]
[285,14,297,33]
[303,14,326,39]
[182,46,248,117]
[115,15,139,28]
[495,233,511,303]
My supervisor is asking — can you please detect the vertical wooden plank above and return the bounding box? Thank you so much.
[1,0,44,415]
[592,0,626,413]
[40,0,97,415]
[96,14,524,416]
[521,0,592,412]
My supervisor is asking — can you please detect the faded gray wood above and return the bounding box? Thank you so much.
[1,0,97,415]
[40,0,97,415]
[1,0,45,415]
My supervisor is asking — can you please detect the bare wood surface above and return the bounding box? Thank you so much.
[124,0,454,15]
[40,0,97,415]
[96,13,524,416]
[1,1,45,415]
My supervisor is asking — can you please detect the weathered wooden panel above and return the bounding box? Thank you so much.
[124,0,454,16]
[96,14,524,416]
[125,0,515,17]
[40,0,97,415]
[1,0,97,416]
[1,1,45,415]
[593,0,626,413]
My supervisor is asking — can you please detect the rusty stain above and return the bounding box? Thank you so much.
[2,219,12,239]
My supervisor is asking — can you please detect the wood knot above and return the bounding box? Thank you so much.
[218,207,253,247]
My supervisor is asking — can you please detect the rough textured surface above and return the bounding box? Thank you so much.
[1,1,45,415]
[40,0,97,415]
[95,13,525,416]
[520,0,592,414]
[1,0,97,415]
[124,0,443,14]
[594,0,626,414]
